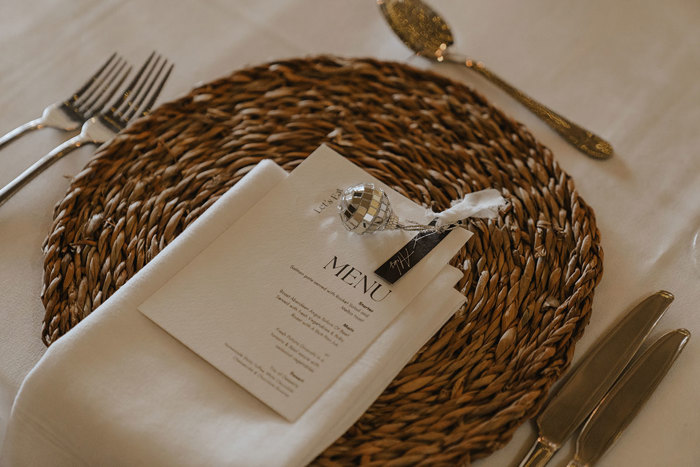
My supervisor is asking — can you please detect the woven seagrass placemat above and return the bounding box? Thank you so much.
[41,56,602,465]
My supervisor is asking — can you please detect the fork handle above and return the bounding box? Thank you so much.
[0,134,87,208]
[0,118,45,151]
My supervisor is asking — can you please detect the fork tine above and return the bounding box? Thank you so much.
[115,54,162,119]
[89,64,132,116]
[107,51,156,116]
[122,57,169,121]
[67,52,117,104]
[140,63,173,117]
[76,58,129,115]
[139,63,173,118]
[72,56,123,109]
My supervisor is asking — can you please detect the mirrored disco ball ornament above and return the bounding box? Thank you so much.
[338,183,445,235]
[338,183,399,234]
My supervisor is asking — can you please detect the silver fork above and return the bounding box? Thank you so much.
[0,52,173,208]
[0,53,130,150]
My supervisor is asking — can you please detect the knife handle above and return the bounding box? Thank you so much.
[519,437,557,467]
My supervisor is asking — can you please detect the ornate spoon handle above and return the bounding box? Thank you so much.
[445,54,613,160]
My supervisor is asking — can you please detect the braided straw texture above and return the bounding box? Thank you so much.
[41,56,602,465]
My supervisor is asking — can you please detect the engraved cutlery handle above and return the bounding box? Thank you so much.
[0,134,86,208]
[444,54,613,160]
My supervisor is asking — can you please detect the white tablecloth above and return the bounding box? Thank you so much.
[1,0,699,465]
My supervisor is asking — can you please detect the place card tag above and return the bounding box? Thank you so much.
[138,145,470,421]
[374,222,452,284]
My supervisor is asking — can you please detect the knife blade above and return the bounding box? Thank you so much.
[566,328,690,467]
[518,290,674,467]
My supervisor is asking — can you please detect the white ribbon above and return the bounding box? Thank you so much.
[430,189,507,227]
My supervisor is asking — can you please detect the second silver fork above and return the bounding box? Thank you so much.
[0,53,129,150]
[0,52,173,209]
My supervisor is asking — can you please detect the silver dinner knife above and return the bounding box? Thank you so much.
[518,290,674,467]
[567,328,690,466]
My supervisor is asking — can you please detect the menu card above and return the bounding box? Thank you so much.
[139,145,471,420]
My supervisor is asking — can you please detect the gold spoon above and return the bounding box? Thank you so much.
[378,0,613,160]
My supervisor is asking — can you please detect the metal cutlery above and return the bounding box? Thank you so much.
[0,53,129,151]
[567,329,690,466]
[378,0,614,160]
[0,52,173,208]
[518,291,674,467]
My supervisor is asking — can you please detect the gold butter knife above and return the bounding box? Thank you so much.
[567,329,690,466]
[519,291,674,467]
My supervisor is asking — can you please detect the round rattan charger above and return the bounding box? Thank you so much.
[41,56,603,465]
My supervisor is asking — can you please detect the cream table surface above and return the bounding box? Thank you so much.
[1,0,699,465]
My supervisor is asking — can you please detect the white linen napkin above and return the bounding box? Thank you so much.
[1,160,466,467]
